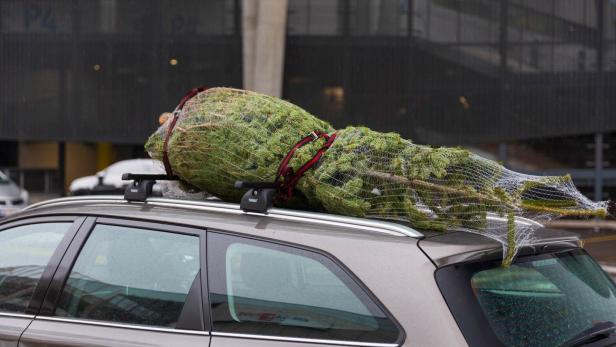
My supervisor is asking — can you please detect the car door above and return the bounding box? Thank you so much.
[19,217,210,347]
[207,230,404,347]
[0,216,84,347]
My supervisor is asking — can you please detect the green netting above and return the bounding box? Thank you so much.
[146,88,609,265]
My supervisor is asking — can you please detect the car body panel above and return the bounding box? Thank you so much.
[419,229,581,267]
[0,315,33,347]
[67,176,99,193]
[19,319,209,347]
[0,183,21,198]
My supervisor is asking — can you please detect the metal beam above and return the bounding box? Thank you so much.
[595,133,604,200]
[594,0,605,201]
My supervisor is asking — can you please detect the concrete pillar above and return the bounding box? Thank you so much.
[242,0,288,97]
[242,0,258,91]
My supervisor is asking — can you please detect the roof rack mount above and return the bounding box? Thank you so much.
[120,173,280,213]
[121,173,178,202]
[235,180,277,214]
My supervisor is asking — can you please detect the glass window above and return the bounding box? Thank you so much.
[349,0,406,36]
[55,224,200,328]
[0,222,71,313]
[208,232,400,343]
[288,0,340,36]
[438,249,616,347]
[0,171,9,184]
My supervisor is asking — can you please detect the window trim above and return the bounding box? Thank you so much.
[0,216,80,231]
[211,331,400,347]
[35,316,210,336]
[0,216,84,316]
[0,312,35,320]
[40,217,209,332]
[207,229,406,347]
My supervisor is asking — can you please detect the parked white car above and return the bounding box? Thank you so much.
[69,159,166,196]
[0,171,29,218]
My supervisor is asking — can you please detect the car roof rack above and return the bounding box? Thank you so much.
[122,173,279,214]
[234,180,278,213]
[122,173,178,202]
[25,195,424,238]
[26,173,541,240]
[118,173,541,228]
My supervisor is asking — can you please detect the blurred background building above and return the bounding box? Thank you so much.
[0,0,615,202]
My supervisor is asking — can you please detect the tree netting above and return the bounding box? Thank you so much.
[145,87,609,265]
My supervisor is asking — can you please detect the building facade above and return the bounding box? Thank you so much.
[0,0,615,199]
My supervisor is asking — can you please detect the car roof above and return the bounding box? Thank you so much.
[17,196,422,238]
[419,229,580,267]
[9,196,581,266]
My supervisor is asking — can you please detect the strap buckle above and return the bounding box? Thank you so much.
[309,131,320,141]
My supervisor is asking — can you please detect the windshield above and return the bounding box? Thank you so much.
[437,249,616,347]
[0,171,9,184]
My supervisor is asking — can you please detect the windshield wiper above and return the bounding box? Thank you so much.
[560,321,616,347]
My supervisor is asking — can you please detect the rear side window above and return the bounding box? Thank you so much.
[55,224,200,327]
[208,232,400,344]
[0,222,71,313]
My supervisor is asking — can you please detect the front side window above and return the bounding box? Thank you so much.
[0,222,71,313]
[208,232,400,343]
[55,224,200,328]
[437,249,616,347]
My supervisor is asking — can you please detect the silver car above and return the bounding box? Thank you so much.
[1,195,616,347]
[0,171,28,218]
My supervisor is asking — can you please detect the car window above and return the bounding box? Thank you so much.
[0,222,72,313]
[471,253,616,347]
[0,171,9,184]
[55,224,200,328]
[208,232,400,344]
[437,249,616,347]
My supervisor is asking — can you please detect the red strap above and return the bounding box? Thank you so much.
[276,131,337,200]
[162,87,207,177]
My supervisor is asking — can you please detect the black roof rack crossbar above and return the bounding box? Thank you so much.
[122,173,178,202]
[121,173,178,181]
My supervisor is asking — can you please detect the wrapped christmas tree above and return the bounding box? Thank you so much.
[146,87,609,265]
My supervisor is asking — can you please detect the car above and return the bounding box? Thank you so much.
[69,159,166,195]
[0,170,28,218]
[0,190,615,347]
